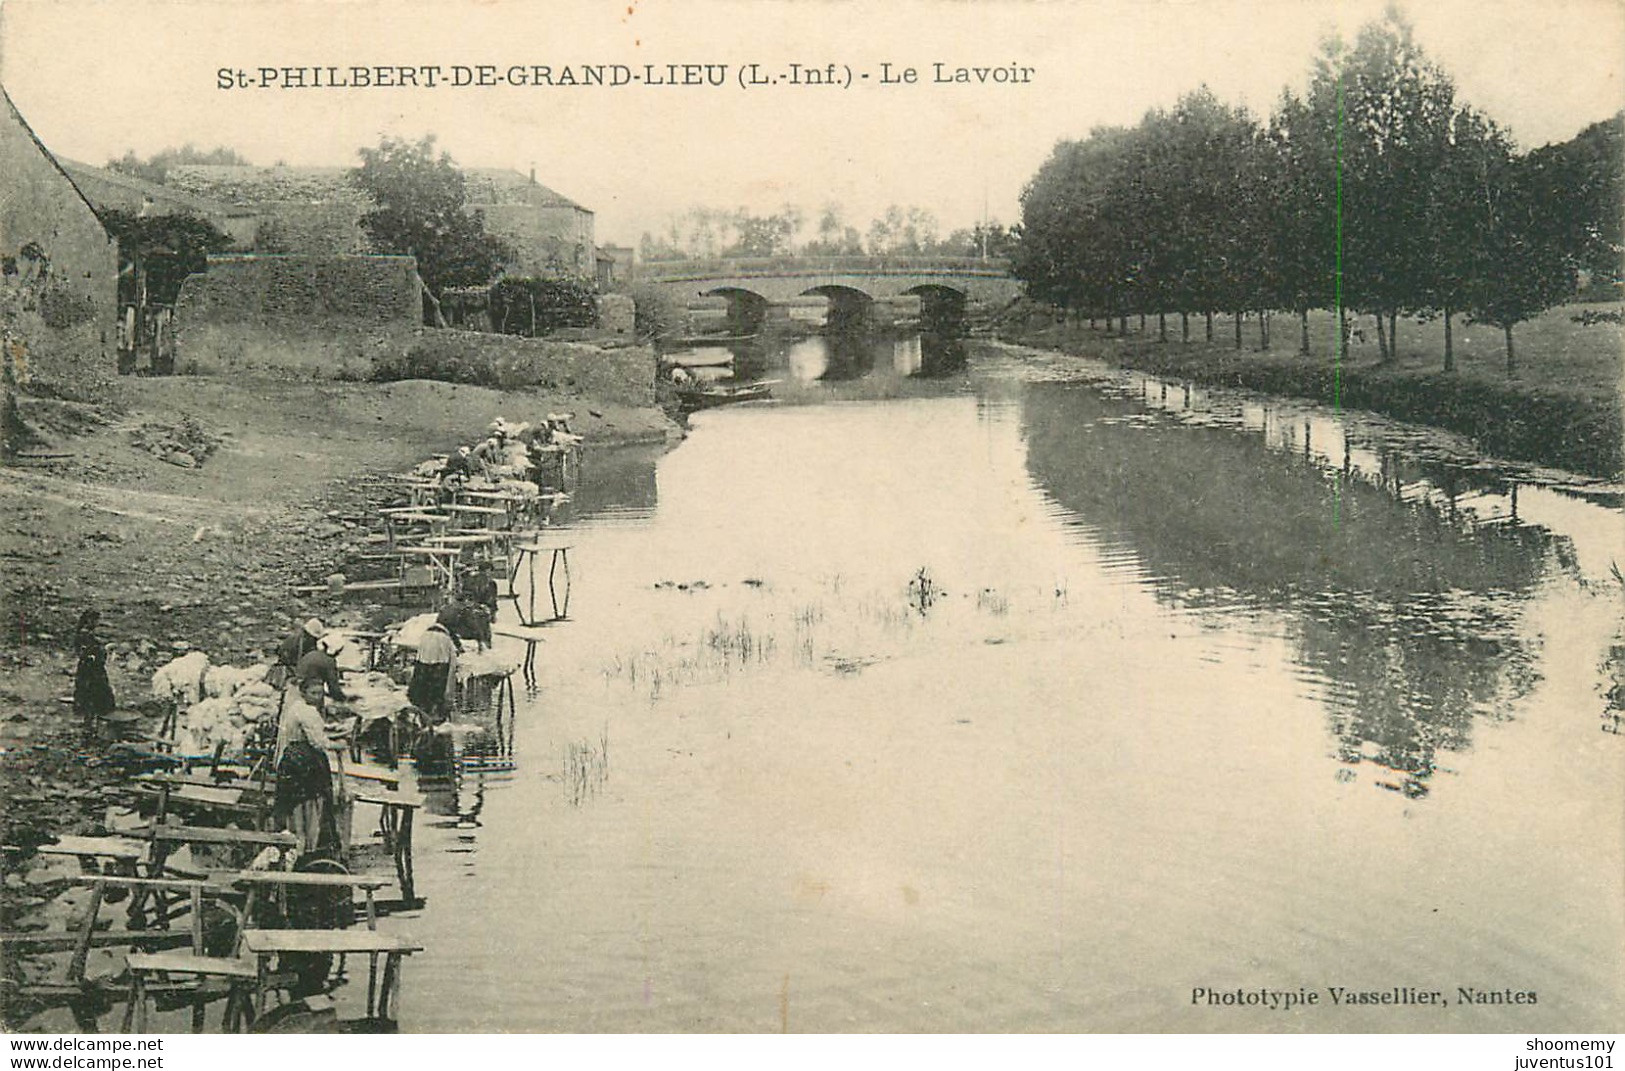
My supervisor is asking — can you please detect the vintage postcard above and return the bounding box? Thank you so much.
[0,0,1621,1051]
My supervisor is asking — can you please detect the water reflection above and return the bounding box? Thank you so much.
[670,329,968,393]
[398,347,1622,1031]
[1021,381,1570,795]
[550,442,663,524]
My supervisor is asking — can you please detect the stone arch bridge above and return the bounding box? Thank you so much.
[640,256,1021,331]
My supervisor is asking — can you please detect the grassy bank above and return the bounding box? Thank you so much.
[995,302,1624,479]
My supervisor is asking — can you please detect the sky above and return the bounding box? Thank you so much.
[1,0,1621,246]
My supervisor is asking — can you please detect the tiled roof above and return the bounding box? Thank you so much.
[166,165,369,207]
[59,160,254,218]
[167,164,590,214]
[463,168,589,212]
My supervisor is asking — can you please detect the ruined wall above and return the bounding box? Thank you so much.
[376,331,655,407]
[0,91,118,399]
[173,254,421,377]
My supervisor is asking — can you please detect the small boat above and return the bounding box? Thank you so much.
[675,382,774,410]
[663,349,735,369]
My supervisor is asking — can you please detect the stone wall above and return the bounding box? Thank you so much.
[172,254,654,403]
[173,254,422,377]
[0,90,119,399]
[179,254,420,323]
[376,331,655,407]
[252,203,370,255]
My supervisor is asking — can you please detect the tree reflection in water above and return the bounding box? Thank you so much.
[1021,381,1558,797]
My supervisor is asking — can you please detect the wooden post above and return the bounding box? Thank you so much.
[68,880,105,983]
[190,885,204,953]
[1443,306,1454,372]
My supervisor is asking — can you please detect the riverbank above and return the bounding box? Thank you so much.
[994,302,1624,479]
[0,375,676,923]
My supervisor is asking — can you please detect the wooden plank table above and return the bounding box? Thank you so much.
[395,544,461,593]
[345,762,401,791]
[529,442,578,484]
[378,506,447,517]
[458,489,536,528]
[381,510,452,551]
[242,929,423,1027]
[227,871,393,933]
[123,951,257,1033]
[144,825,300,889]
[508,541,573,624]
[447,502,509,519]
[1,872,216,1032]
[428,532,499,546]
[18,835,147,864]
[428,531,504,573]
[491,621,555,683]
[458,490,527,504]
[67,874,241,1032]
[125,781,263,826]
[352,795,422,906]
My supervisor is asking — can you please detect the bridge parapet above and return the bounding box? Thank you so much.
[643,255,1012,281]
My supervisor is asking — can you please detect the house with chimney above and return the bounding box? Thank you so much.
[166,163,595,279]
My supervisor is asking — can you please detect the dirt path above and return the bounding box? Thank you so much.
[0,375,675,892]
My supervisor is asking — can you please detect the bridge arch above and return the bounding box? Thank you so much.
[701,286,771,334]
[801,283,876,331]
[645,257,1022,331]
[902,283,968,333]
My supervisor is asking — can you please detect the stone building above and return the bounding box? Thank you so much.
[59,161,259,248]
[597,243,636,289]
[0,86,118,398]
[166,166,370,255]
[167,164,595,280]
[463,168,595,278]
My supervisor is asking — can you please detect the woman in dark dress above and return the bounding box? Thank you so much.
[73,609,116,735]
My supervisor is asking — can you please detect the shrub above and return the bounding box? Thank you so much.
[628,284,687,342]
[488,276,598,336]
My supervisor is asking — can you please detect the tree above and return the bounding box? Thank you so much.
[866,205,940,255]
[106,144,250,185]
[638,229,684,262]
[1427,106,1514,371]
[350,135,513,296]
[1148,89,1269,346]
[1269,88,1340,355]
[98,210,236,305]
[932,222,1019,259]
[1308,9,1460,361]
[725,208,802,256]
[1464,150,1576,376]
[1523,112,1624,293]
[1014,127,1138,324]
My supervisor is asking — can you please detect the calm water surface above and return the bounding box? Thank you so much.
[392,336,1624,1032]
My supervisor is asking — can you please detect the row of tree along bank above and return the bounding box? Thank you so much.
[1011,10,1622,378]
[995,301,1623,480]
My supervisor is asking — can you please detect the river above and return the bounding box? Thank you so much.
[393,333,1624,1032]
